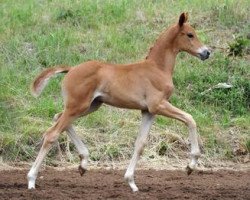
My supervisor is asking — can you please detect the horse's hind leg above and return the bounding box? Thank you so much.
[53,100,102,176]
[27,111,74,189]
[67,126,88,176]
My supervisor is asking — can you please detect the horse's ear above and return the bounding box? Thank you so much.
[179,12,188,27]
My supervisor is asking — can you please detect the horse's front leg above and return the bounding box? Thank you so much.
[155,100,201,174]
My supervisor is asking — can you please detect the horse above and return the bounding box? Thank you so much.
[27,12,210,192]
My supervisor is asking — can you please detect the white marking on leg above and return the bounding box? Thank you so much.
[67,125,89,170]
[27,117,64,190]
[124,111,154,192]
[27,168,36,189]
[27,143,50,189]
[186,114,201,169]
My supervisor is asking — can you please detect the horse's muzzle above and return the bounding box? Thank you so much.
[199,49,210,61]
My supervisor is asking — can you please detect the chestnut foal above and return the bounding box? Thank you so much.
[27,13,210,192]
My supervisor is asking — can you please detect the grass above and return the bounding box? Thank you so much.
[0,0,249,165]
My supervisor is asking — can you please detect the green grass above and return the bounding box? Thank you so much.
[0,0,249,164]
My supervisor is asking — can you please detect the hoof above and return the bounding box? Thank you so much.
[186,165,193,176]
[78,154,87,176]
[78,165,86,176]
[132,187,139,192]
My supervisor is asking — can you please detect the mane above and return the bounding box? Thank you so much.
[145,32,164,60]
[145,24,177,60]
[145,47,153,60]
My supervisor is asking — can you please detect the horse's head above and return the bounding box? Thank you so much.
[173,13,210,61]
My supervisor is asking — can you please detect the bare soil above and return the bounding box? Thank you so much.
[0,168,249,200]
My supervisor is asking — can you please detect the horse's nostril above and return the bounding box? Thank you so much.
[199,49,210,61]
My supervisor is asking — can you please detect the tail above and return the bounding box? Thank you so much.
[31,66,71,97]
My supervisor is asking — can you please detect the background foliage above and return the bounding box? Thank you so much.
[0,0,249,165]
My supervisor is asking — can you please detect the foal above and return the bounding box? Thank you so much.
[27,13,210,192]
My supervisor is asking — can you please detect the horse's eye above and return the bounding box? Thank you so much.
[187,33,194,38]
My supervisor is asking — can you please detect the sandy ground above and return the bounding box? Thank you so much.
[0,159,250,200]
[0,160,249,200]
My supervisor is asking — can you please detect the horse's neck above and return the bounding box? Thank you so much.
[146,27,178,74]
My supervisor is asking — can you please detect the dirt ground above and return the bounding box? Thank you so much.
[0,168,249,200]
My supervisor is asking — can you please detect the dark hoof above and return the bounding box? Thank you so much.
[78,165,86,176]
[186,165,193,176]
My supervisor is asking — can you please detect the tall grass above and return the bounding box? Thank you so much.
[0,0,249,164]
